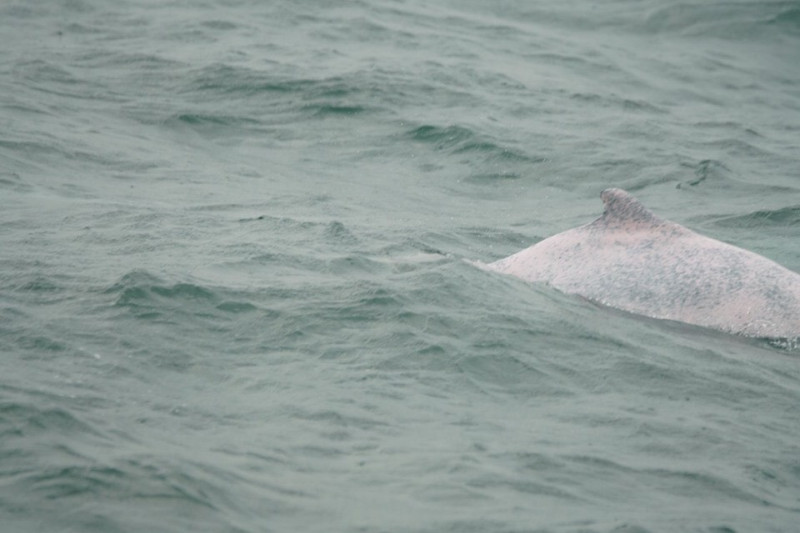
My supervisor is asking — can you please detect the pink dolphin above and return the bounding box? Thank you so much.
[484,188,800,339]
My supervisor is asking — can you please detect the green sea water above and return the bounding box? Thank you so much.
[2,1,800,532]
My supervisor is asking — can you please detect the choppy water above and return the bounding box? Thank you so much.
[2,1,800,532]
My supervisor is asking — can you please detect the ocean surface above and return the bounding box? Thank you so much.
[2,1,800,532]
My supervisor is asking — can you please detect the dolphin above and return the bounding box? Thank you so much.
[482,188,800,339]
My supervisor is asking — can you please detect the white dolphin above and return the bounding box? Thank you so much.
[482,188,800,339]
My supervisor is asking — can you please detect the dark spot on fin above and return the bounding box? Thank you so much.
[596,188,666,229]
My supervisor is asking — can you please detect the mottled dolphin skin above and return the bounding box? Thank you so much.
[485,188,800,339]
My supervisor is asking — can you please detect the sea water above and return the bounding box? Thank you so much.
[1,1,799,532]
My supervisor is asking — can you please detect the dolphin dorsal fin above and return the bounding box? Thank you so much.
[597,188,666,229]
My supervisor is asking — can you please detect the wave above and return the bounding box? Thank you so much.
[107,270,258,321]
[712,205,800,228]
[640,1,800,38]
[406,123,546,181]
[178,64,389,115]
[407,124,533,160]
